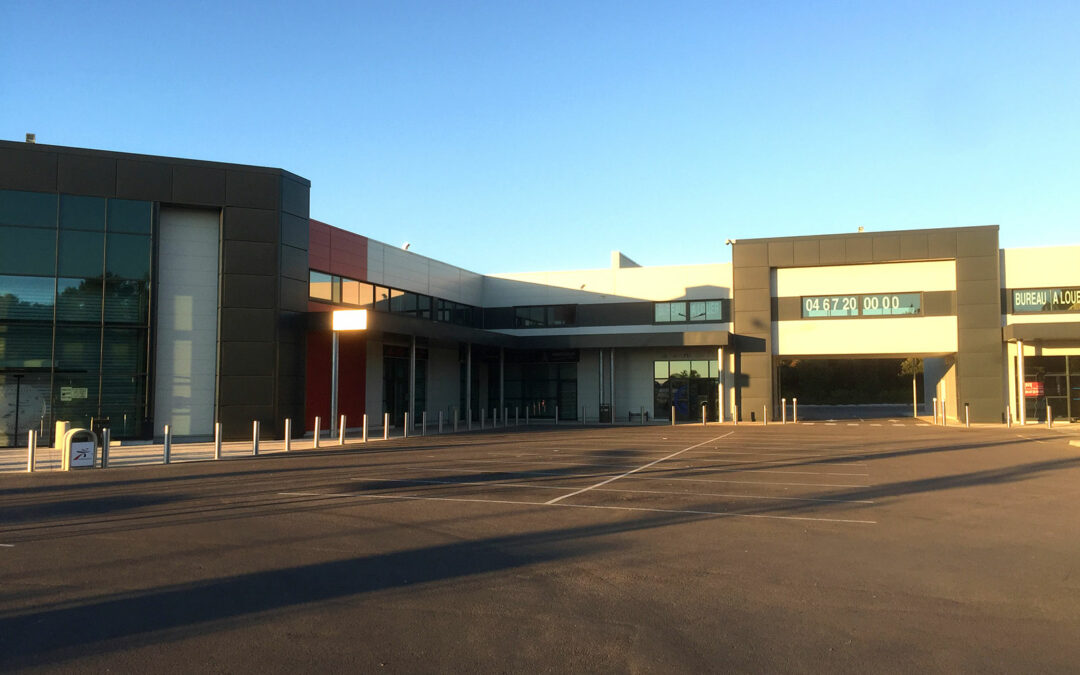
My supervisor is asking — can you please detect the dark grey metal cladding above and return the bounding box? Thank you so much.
[732,226,1002,422]
[0,140,311,440]
[482,301,659,329]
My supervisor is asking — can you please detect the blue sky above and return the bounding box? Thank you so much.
[2,1,1078,272]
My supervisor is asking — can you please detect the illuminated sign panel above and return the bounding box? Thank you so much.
[1011,288,1080,314]
[801,293,922,318]
[332,309,368,331]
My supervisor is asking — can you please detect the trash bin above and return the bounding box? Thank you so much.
[599,404,612,423]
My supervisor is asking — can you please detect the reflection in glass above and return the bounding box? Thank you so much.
[654,303,670,322]
[56,278,103,323]
[0,275,55,321]
[104,279,148,324]
[689,301,706,321]
[309,271,334,301]
[54,325,101,372]
[0,324,53,367]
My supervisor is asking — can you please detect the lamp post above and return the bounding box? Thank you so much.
[330,310,368,438]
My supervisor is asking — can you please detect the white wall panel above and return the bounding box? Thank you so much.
[485,264,732,305]
[775,261,956,296]
[154,207,220,437]
[775,317,958,356]
[1002,246,1080,288]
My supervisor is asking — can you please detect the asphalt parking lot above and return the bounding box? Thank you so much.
[2,421,1079,673]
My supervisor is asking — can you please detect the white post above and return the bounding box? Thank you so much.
[27,429,37,472]
[763,405,768,426]
[671,406,676,426]
[284,418,292,452]
[1006,406,1012,428]
[932,398,938,425]
[383,412,390,440]
[702,404,707,426]
[912,376,918,419]
[163,425,172,464]
[101,428,110,468]
[555,406,559,425]
[781,397,787,424]
[640,405,645,425]
[733,404,738,425]
[215,422,222,459]
[363,413,369,442]
[330,331,339,438]
[404,412,410,438]
[252,420,260,455]
[1017,340,1026,425]
[793,398,798,424]
[339,414,346,444]
[314,416,321,449]
[1047,404,1053,429]
[965,403,970,428]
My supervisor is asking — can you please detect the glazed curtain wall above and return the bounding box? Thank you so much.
[0,189,151,444]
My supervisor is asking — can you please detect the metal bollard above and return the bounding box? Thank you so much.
[479,409,485,430]
[781,398,786,424]
[671,406,676,426]
[932,398,938,425]
[1006,406,1012,428]
[438,410,443,434]
[1048,405,1053,429]
[467,407,473,431]
[941,399,947,427]
[163,425,172,464]
[383,412,390,440]
[640,405,645,425]
[101,428,110,468]
[763,405,768,426]
[793,398,798,423]
[582,406,586,425]
[515,407,519,426]
[525,408,529,425]
[314,416,321,449]
[555,406,559,425]
[284,418,292,452]
[339,414,346,444]
[733,404,739,425]
[27,429,37,472]
[215,422,222,459]
[363,413,369,443]
[252,420,260,455]
[965,403,970,428]
[702,404,707,426]
[404,412,410,438]
[422,411,427,436]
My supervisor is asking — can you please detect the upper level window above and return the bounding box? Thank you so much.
[310,269,479,327]
[655,299,727,323]
[514,305,576,328]
[1011,287,1080,314]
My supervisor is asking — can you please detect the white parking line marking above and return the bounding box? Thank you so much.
[277,491,876,524]
[0,543,16,547]
[348,476,876,503]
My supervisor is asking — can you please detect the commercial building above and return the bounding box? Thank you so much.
[1,140,1077,445]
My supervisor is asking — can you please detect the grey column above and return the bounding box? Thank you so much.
[609,348,615,423]
[1017,339,1025,425]
[718,346,725,422]
[409,335,417,427]
[598,348,603,417]
[499,347,505,416]
[330,331,339,437]
[465,342,472,422]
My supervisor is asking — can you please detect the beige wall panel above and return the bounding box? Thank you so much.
[775,317,958,355]
[775,261,956,297]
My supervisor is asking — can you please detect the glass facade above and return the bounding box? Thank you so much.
[310,270,481,328]
[653,359,719,421]
[0,189,152,445]
[1021,355,1079,422]
[655,300,727,323]
[802,293,922,318]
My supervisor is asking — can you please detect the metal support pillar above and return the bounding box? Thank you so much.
[215,422,222,459]
[409,335,416,429]
[610,348,615,425]
[284,418,292,452]
[1017,340,1026,425]
[330,332,339,438]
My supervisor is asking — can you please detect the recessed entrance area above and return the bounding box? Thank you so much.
[777,357,925,419]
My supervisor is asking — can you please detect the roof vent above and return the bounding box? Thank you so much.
[25,133,35,144]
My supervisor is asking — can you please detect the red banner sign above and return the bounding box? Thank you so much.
[1024,381,1044,397]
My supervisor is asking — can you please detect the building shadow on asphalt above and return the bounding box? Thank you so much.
[0,508,709,670]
